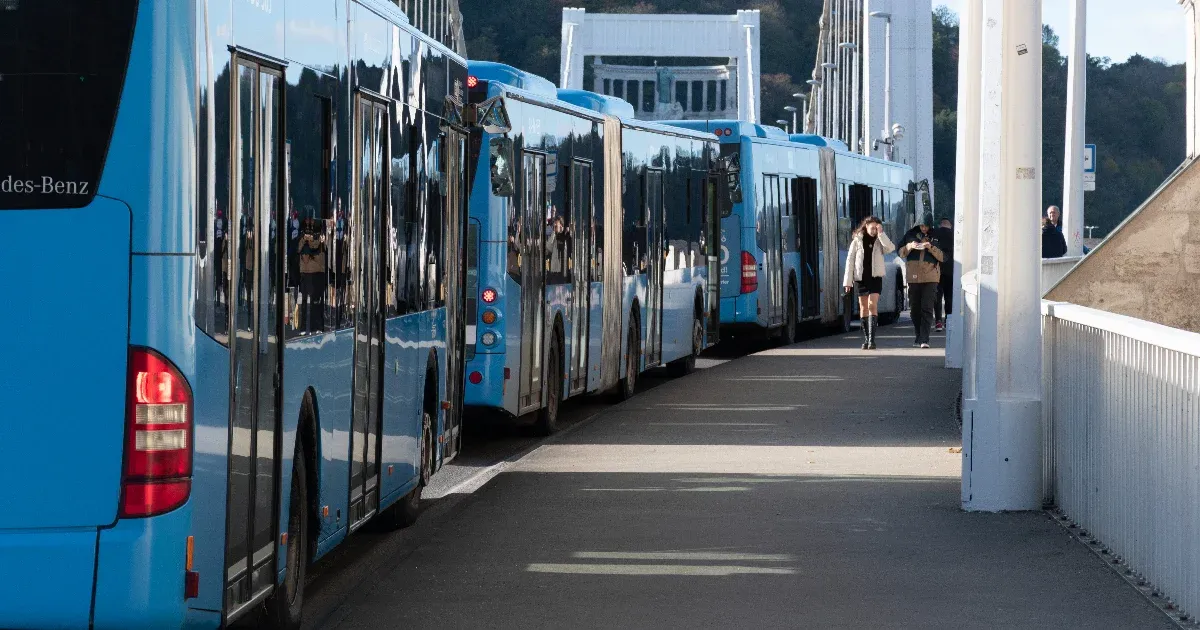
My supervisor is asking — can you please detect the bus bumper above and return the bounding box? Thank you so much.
[719,292,759,326]
[92,504,192,629]
[0,529,97,628]
[0,504,190,629]
[464,352,506,409]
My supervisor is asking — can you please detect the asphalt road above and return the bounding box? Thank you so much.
[290,321,1174,630]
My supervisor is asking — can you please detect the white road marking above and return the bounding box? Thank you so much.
[526,563,796,576]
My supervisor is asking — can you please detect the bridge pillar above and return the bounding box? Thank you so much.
[960,0,1044,512]
[945,0,982,370]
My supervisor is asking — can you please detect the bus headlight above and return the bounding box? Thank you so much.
[481,331,497,347]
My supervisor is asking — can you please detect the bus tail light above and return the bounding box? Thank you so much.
[740,251,758,294]
[120,347,193,518]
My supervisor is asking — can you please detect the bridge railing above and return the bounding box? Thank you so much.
[1042,301,1200,617]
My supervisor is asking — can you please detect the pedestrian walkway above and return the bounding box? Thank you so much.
[325,325,1173,629]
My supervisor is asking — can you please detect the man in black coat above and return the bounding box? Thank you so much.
[930,218,954,331]
[1042,218,1068,258]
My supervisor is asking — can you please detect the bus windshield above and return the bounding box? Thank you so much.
[0,0,139,210]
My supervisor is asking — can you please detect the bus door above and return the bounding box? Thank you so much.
[569,160,593,394]
[518,151,547,414]
[644,170,665,367]
[224,58,285,618]
[441,124,468,462]
[703,174,721,344]
[793,177,821,319]
[348,95,388,531]
[761,175,784,325]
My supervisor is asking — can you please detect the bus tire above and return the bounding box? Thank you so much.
[535,331,563,435]
[880,276,904,326]
[667,316,702,377]
[840,292,855,334]
[265,443,310,629]
[618,315,640,401]
[374,410,430,531]
[781,284,798,345]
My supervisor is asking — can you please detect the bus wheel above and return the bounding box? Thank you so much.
[667,317,702,377]
[266,446,309,629]
[535,333,562,435]
[782,289,798,345]
[375,411,430,531]
[618,317,639,400]
[840,292,855,334]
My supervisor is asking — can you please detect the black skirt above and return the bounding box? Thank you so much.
[855,276,883,295]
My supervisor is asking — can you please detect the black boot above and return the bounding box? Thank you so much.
[861,318,870,350]
[867,316,878,350]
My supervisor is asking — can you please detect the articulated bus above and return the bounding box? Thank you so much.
[1,1,469,627]
[664,121,916,341]
[464,63,722,432]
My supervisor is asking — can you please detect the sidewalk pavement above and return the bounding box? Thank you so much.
[326,325,1173,629]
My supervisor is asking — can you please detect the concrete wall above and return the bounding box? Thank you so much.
[1046,157,1200,332]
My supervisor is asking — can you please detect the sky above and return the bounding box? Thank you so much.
[935,0,1187,64]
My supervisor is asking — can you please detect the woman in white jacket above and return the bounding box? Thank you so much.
[842,217,895,349]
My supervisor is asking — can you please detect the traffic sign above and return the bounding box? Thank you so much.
[1082,172,1095,183]
[1083,144,1096,173]
[1083,181,1096,192]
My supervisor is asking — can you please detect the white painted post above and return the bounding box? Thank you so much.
[882,15,892,157]
[946,0,982,371]
[1062,0,1086,256]
[852,0,862,152]
[1182,0,1199,158]
[560,8,587,90]
[962,0,1044,512]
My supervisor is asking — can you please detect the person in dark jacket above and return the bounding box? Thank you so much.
[930,218,954,331]
[899,223,944,348]
[1042,217,1067,258]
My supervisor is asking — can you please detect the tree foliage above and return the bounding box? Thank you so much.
[461,1,1186,237]
[929,9,1185,235]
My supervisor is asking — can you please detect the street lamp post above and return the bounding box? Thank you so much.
[776,119,791,133]
[820,62,836,137]
[793,92,809,133]
[784,105,798,133]
[869,11,892,158]
[806,78,823,134]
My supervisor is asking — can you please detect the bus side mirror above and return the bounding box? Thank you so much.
[490,137,515,197]
[726,171,743,205]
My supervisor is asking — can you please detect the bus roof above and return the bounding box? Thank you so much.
[467,61,558,100]
[556,89,636,119]
[789,134,849,151]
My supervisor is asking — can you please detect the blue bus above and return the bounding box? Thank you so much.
[1,1,470,627]
[463,63,722,433]
[664,121,916,341]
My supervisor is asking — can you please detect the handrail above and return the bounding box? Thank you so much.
[1042,301,1200,356]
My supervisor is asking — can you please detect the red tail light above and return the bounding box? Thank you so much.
[740,251,758,294]
[120,347,193,518]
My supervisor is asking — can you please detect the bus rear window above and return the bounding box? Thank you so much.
[0,1,139,210]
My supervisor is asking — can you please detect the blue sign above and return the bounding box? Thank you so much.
[1083,144,1097,173]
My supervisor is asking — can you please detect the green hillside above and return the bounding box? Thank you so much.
[461,1,1187,236]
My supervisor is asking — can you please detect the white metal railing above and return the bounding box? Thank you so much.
[1042,301,1200,617]
[1040,255,1083,296]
